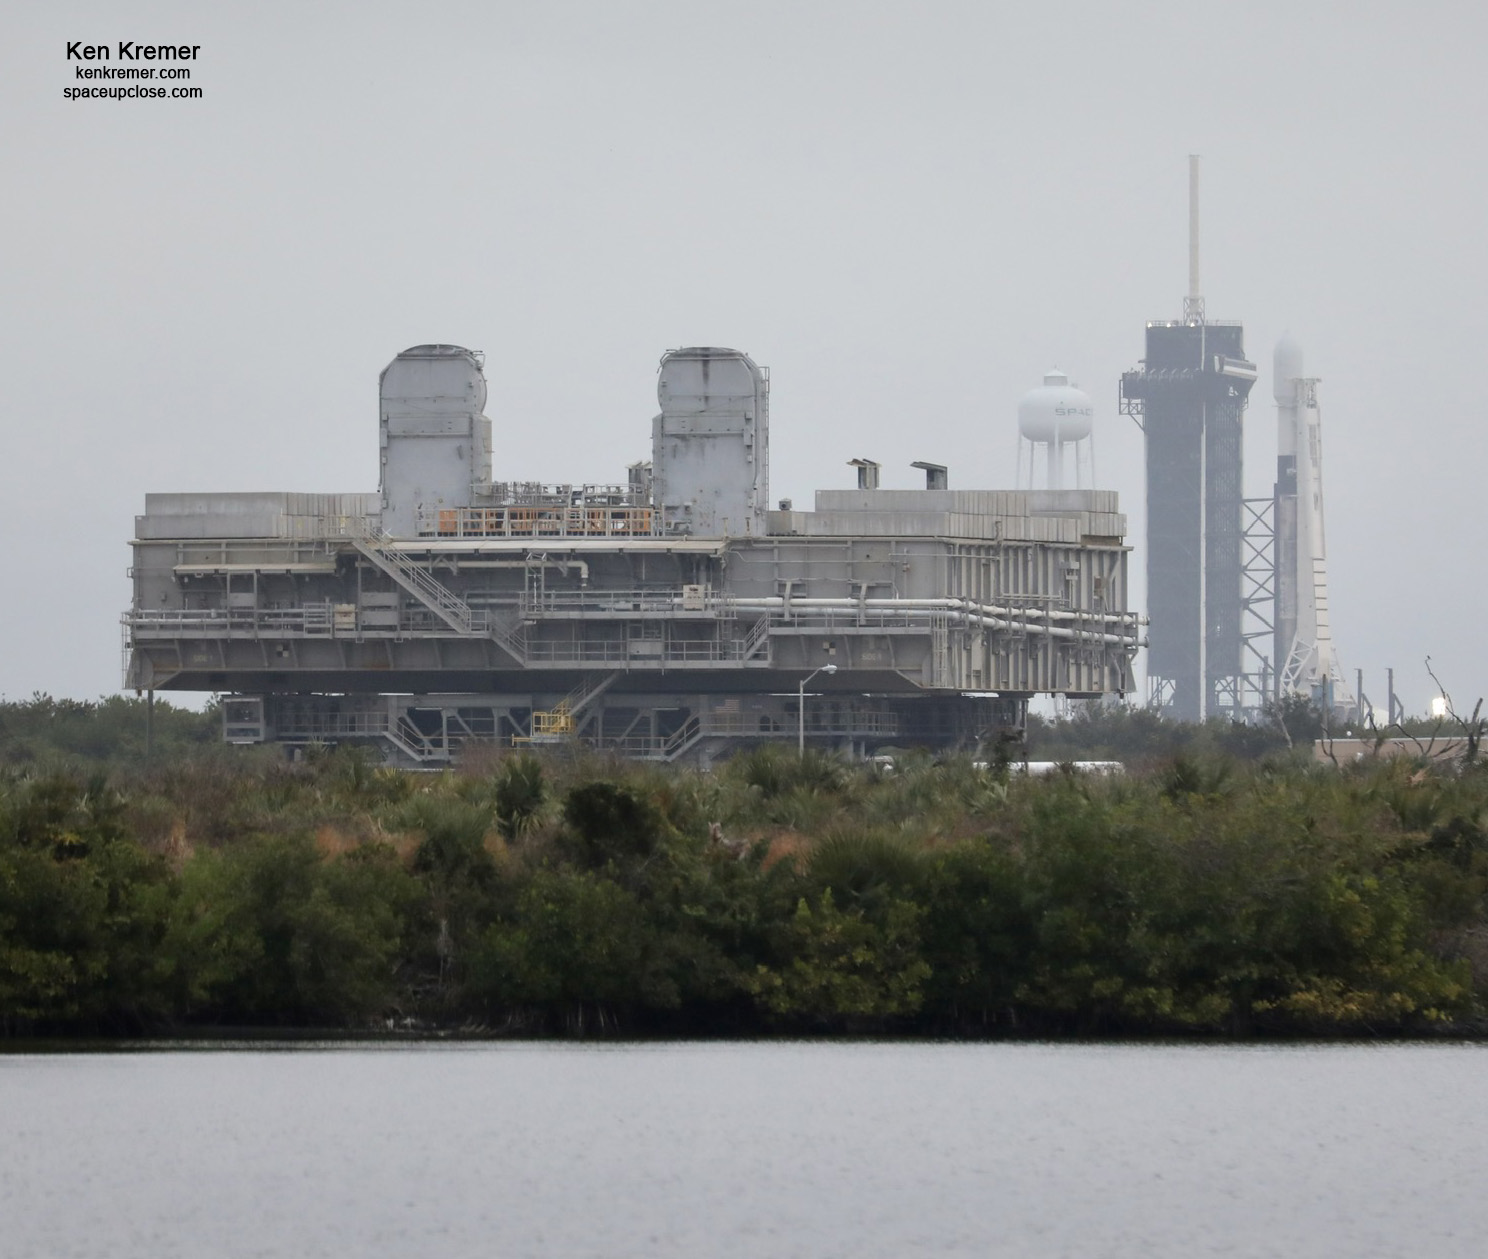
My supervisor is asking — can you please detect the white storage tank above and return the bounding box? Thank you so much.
[1016,368,1094,490]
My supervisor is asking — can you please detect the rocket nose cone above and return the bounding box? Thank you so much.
[1273,334,1304,403]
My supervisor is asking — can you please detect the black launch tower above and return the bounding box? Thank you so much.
[1119,157,1257,721]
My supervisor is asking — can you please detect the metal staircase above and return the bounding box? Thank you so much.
[343,520,478,636]
[336,517,527,663]
[524,671,621,743]
[485,612,530,665]
[385,715,447,765]
[738,613,772,662]
[561,670,621,721]
[659,715,704,762]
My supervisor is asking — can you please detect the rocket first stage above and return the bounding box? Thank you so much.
[1273,335,1353,712]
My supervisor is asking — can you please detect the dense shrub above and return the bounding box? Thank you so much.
[166,834,418,1024]
[563,781,663,865]
[1,716,1486,1037]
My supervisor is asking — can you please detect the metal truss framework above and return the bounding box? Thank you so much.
[1213,496,1276,721]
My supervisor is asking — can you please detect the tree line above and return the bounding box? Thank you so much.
[3,694,1487,1037]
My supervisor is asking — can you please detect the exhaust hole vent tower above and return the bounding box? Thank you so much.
[379,345,492,537]
[651,347,769,537]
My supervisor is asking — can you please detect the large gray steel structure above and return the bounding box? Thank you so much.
[1122,321,1256,720]
[1120,157,1258,721]
[125,345,1142,765]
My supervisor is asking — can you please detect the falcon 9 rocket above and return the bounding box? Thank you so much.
[1273,335,1353,713]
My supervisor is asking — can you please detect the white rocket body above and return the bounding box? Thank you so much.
[1273,336,1351,710]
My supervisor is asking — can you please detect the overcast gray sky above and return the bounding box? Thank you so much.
[4,0,1485,715]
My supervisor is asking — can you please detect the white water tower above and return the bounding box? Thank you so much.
[1016,368,1094,490]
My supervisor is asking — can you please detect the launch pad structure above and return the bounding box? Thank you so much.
[1121,157,1258,722]
[1124,157,1356,725]
[124,344,1143,766]
[1121,318,1256,721]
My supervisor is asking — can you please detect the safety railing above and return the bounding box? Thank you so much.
[126,604,438,640]
[523,635,767,665]
[419,504,661,539]
[271,708,391,737]
[520,588,720,616]
[126,605,339,637]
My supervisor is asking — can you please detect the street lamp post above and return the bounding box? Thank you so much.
[798,663,838,757]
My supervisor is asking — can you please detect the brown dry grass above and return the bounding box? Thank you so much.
[315,815,403,859]
[760,829,810,873]
[313,824,360,858]
[161,816,194,871]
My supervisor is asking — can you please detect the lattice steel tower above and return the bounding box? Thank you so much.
[1120,157,1258,720]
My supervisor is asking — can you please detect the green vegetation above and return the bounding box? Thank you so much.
[4,697,1488,1038]
[1027,703,1295,764]
[0,693,220,769]
[1026,694,1486,766]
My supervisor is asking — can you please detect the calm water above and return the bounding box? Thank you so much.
[2,1041,1485,1258]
